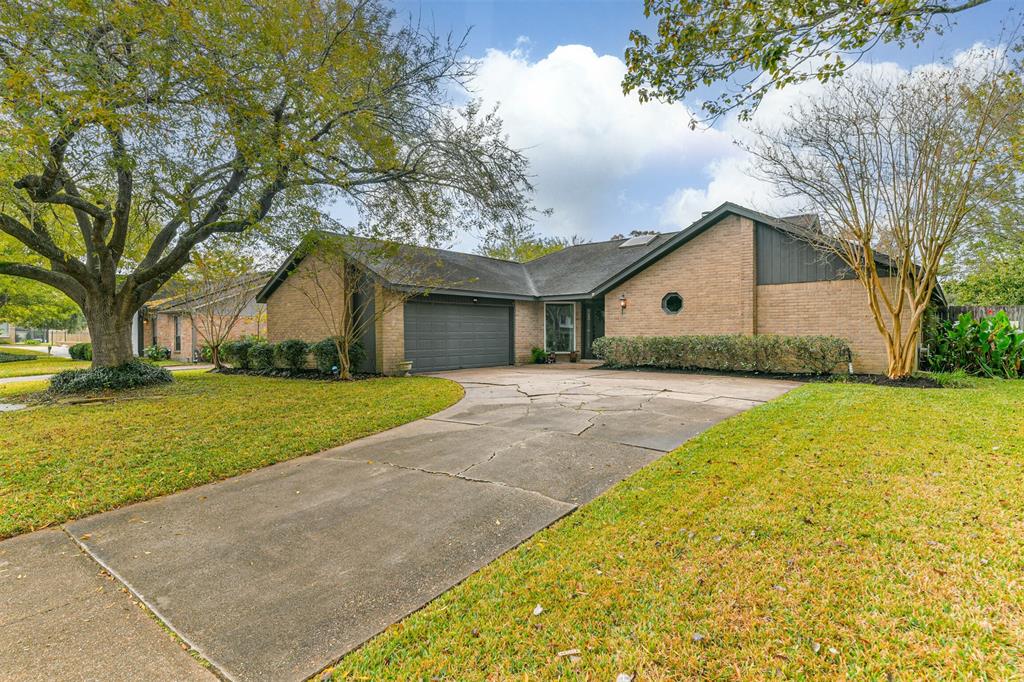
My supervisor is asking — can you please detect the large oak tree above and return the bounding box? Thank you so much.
[0,0,533,367]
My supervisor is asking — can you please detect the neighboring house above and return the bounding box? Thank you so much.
[141,274,269,362]
[0,322,89,346]
[257,202,935,375]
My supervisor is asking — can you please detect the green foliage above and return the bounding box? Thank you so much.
[476,224,586,262]
[530,346,547,364]
[592,335,851,375]
[946,254,1024,306]
[49,361,172,395]
[927,311,1024,379]
[275,339,310,372]
[221,339,255,369]
[0,0,533,370]
[0,352,32,364]
[68,343,92,361]
[311,338,366,375]
[199,345,213,363]
[143,344,171,361]
[622,0,985,120]
[247,342,277,371]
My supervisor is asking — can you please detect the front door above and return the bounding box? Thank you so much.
[582,298,605,359]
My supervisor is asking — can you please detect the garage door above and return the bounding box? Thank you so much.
[404,300,512,372]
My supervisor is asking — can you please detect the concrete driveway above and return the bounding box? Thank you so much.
[1,366,796,681]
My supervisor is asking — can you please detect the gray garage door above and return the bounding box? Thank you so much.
[404,300,512,372]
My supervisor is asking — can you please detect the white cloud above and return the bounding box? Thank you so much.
[658,42,1004,228]
[469,44,734,238]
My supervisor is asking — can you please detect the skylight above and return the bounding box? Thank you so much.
[619,234,657,248]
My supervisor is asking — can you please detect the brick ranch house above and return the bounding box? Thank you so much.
[141,274,268,362]
[257,202,937,375]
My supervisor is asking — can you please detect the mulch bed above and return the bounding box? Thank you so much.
[212,368,380,381]
[591,364,947,389]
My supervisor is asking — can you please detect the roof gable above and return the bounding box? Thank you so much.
[257,202,888,303]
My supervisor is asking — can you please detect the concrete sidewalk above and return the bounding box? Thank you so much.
[0,366,797,681]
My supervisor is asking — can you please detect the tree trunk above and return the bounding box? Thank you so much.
[211,344,222,369]
[84,297,136,368]
[884,334,919,380]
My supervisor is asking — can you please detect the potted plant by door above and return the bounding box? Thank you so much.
[396,359,413,376]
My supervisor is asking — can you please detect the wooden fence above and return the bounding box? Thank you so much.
[943,305,1024,328]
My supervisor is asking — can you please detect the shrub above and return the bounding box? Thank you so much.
[49,360,173,395]
[591,334,851,375]
[199,345,213,363]
[221,339,255,369]
[927,311,1024,379]
[23,339,43,345]
[68,342,92,361]
[311,337,365,375]
[247,342,277,371]
[530,346,547,364]
[143,344,171,361]
[275,339,310,372]
[0,352,32,364]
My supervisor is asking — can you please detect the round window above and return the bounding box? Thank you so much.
[661,292,683,314]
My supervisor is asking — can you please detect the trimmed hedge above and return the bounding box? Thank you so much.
[68,342,92,361]
[592,334,851,375]
[275,339,310,371]
[248,342,276,371]
[221,339,255,369]
[49,360,173,394]
[0,352,32,364]
[311,337,366,375]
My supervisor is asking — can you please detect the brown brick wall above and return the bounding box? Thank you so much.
[375,285,405,375]
[266,256,347,344]
[604,215,756,337]
[514,301,584,363]
[756,278,912,374]
[514,301,544,363]
[150,309,264,362]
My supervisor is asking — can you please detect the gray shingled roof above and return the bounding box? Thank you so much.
[314,232,679,299]
[524,232,677,297]
[257,203,855,304]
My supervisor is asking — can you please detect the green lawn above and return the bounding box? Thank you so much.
[0,347,89,378]
[0,373,462,538]
[336,379,1024,680]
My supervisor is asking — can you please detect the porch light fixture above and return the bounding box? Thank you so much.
[619,294,627,313]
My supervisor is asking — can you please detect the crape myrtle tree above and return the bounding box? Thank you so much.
[623,0,993,121]
[747,58,1022,379]
[0,0,534,368]
[175,247,265,369]
[282,228,457,379]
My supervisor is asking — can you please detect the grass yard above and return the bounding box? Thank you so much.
[336,379,1024,680]
[0,347,89,378]
[0,372,462,538]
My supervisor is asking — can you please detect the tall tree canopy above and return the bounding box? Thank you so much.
[476,223,587,263]
[0,0,533,366]
[623,0,991,120]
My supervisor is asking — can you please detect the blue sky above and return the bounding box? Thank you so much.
[379,0,1017,248]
